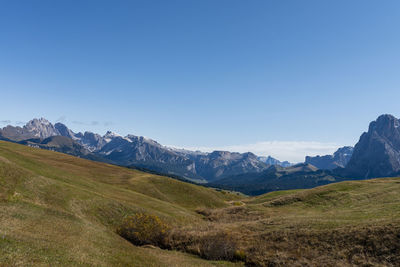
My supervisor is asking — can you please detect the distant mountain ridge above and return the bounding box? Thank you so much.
[210,163,338,195]
[305,146,354,170]
[3,114,400,195]
[258,155,293,167]
[0,118,61,141]
[211,114,400,195]
[0,118,287,182]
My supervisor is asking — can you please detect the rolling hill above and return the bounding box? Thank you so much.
[1,140,400,266]
[0,141,241,266]
[188,178,400,266]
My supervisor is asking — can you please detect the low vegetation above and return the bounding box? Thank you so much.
[117,213,170,247]
[168,179,400,266]
[1,140,400,266]
[0,141,241,266]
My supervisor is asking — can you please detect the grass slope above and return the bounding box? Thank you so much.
[191,178,400,265]
[2,140,400,266]
[0,141,241,266]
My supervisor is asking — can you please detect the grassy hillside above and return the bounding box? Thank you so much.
[1,140,400,266]
[0,141,241,266]
[187,178,400,266]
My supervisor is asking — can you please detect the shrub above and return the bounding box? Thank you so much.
[117,213,170,247]
[234,249,247,261]
[197,232,238,261]
[232,201,243,206]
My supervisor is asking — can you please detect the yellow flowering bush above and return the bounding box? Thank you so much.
[117,213,170,247]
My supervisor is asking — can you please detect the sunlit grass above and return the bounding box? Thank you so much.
[0,141,241,266]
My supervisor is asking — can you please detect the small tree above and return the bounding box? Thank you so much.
[117,213,170,247]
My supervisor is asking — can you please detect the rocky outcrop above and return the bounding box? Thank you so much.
[344,114,400,178]
[258,156,293,167]
[305,146,353,170]
[0,118,60,141]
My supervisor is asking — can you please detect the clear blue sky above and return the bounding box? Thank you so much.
[1,0,400,161]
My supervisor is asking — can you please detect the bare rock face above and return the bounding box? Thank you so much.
[305,146,353,170]
[0,118,272,182]
[190,151,268,182]
[0,118,60,141]
[24,118,60,138]
[258,156,293,167]
[54,123,76,139]
[78,132,107,152]
[344,114,400,178]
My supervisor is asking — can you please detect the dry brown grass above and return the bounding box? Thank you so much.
[166,227,242,262]
[164,212,400,266]
[242,224,400,266]
[161,179,400,266]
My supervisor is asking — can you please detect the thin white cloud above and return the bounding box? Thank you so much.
[0,120,11,125]
[172,141,344,163]
[56,116,67,123]
[72,120,100,126]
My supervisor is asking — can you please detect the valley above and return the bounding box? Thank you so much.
[0,141,399,266]
[3,114,400,197]
[3,2,399,266]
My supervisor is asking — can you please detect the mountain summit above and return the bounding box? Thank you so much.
[2,114,400,194]
[0,118,272,182]
[258,156,293,167]
[0,118,60,140]
[305,146,353,170]
[344,114,400,178]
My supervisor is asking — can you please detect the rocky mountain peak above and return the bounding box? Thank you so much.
[258,156,293,167]
[23,118,59,139]
[25,118,51,129]
[344,114,400,178]
[103,131,121,142]
[0,117,280,182]
[242,152,258,158]
[104,131,119,137]
[334,146,353,156]
[369,114,400,134]
[54,123,76,139]
[305,146,354,170]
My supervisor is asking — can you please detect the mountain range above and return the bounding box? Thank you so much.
[0,118,288,183]
[2,139,399,266]
[305,146,354,170]
[209,163,338,195]
[212,114,400,194]
[2,114,400,195]
[258,156,293,167]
